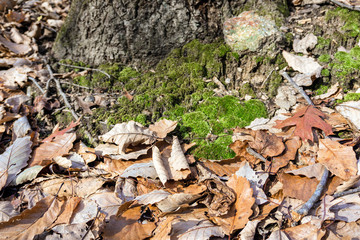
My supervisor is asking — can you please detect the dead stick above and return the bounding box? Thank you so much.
[281,70,330,216]
[57,62,111,79]
[333,185,360,198]
[28,77,45,94]
[296,168,329,215]
[329,0,360,11]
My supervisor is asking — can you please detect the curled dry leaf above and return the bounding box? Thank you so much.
[99,121,156,154]
[213,176,254,234]
[283,218,326,239]
[13,116,31,139]
[152,138,191,185]
[317,138,357,181]
[267,137,301,173]
[12,165,44,185]
[0,35,32,55]
[0,136,32,190]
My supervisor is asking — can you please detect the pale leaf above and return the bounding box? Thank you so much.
[156,192,203,213]
[283,218,326,240]
[168,136,191,180]
[120,162,158,179]
[0,201,18,223]
[178,220,225,240]
[318,138,357,180]
[286,163,325,181]
[152,146,169,185]
[99,121,156,154]
[0,136,32,189]
[89,192,123,220]
[51,197,81,227]
[50,223,95,240]
[335,101,360,130]
[235,161,268,204]
[13,116,31,139]
[0,66,32,90]
[71,199,99,224]
[149,119,177,138]
[12,165,44,185]
[135,190,171,205]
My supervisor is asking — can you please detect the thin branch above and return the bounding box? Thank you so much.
[57,62,111,79]
[296,168,329,215]
[329,0,360,11]
[28,77,45,94]
[246,147,267,162]
[60,80,92,90]
[333,185,360,198]
[47,65,79,120]
[280,71,314,106]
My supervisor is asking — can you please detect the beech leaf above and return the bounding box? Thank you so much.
[0,136,32,190]
[274,105,333,141]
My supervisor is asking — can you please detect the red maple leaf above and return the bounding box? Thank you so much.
[274,105,333,142]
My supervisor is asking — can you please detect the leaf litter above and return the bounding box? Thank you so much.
[0,1,359,240]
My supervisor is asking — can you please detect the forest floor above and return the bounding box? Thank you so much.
[0,0,360,239]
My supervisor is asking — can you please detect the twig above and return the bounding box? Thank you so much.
[57,62,111,79]
[47,65,79,120]
[296,167,329,215]
[281,70,331,216]
[246,147,267,162]
[28,77,45,94]
[46,65,95,145]
[81,207,101,240]
[280,71,314,106]
[329,0,360,11]
[333,185,360,198]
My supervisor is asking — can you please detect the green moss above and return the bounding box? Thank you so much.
[321,69,330,77]
[316,37,331,50]
[314,84,330,95]
[326,7,360,38]
[285,32,294,45]
[331,46,360,80]
[318,54,331,63]
[239,82,256,98]
[344,93,360,101]
[180,96,267,160]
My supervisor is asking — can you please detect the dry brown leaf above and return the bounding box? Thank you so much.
[283,218,326,240]
[40,177,105,198]
[201,158,241,177]
[89,192,123,220]
[102,206,156,240]
[317,138,357,180]
[0,35,32,55]
[51,197,81,227]
[213,176,254,234]
[30,132,76,166]
[74,141,97,164]
[0,201,17,223]
[0,196,64,240]
[248,130,285,157]
[229,140,258,165]
[275,105,333,142]
[42,119,80,143]
[280,173,319,202]
[149,119,177,139]
[267,137,301,173]
[286,163,325,181]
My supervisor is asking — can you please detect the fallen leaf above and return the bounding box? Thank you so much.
[283,218,326,240]
[0,35,32,55]
[12,165,44,185]
[317,138,357,180]
[286,163,325,181]
[213,176,254,234]
[0,136,32,190]
[102,206,156,240]
[30,132,76,166]
[149,119,177,139]
[88,192,123,220]
[293,33,317,55]
[274,105,333,142]
[51,197,82,227]
[0,196,64,240]
[248,130,285,157]
[328,221,360,239]
[42,119,80,143]
[178,220,225,240]
[267,137,301,173]
[12,116,31,139]
[335,100,360,130]
[5,94,30,113]
[0,201,17,223]
[99,121,156,154]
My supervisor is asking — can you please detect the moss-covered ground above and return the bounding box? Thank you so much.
[59,39,268,160]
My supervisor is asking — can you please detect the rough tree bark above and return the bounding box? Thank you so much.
[52,0,288,67]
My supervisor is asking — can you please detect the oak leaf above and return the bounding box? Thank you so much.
[274,105,333,141]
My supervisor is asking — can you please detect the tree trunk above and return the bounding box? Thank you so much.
[52,0,288,67]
